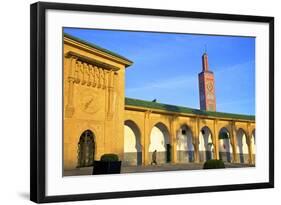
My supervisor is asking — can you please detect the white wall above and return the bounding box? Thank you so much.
[0,0,279,205]
[149,126,168,152]
[177,128,193,151]
[219,138,232,153]
[199,128,212,152]
[236,131,249,154]
[124,125,138,153]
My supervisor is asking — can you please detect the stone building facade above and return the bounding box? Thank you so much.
[63,34,255,171]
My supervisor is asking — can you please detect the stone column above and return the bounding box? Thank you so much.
[141,127,145,166]
[193,118,200,163]
[143,111,151,166]
[231,122,238,163]
[65,56,77,118]
[246,138,253,165]
[247,124,253,164]
[213,120,219,160]
[170,116,177,164]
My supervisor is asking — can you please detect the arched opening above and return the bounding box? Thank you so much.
[77,130,95,167]
[124,120,142,166]
[149,122,171,164]
[218,127,232,163]
[199,126,213,162]
[176,125,194,163]
[236,128,249,163]
[252,129,256,163]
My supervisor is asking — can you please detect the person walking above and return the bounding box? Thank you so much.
[151,150,158,165]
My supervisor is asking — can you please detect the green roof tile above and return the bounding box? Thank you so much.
[125,97,255,121]
[64,33,133,64]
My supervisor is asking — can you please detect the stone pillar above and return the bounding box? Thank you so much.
[65,56,77,118]
[247,124,253,164]
[246,138,253,165]
[193,139,199,163]
[170,116,177,164]
[143,111,151,166]
[231,122,238,163]
[141,130,145,166]
[193,118,200,163]
[213,120,219,160]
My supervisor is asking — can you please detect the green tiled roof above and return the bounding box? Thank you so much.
[125,97,255,121]
[64,33,133,64]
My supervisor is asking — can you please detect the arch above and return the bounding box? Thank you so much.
[218,127,232,163]
[199,126,214,162]
[176,124,194,163]
[149,122,171,164]
[77,129,95,167]
[236,128,249,163]
[124,120,142,166]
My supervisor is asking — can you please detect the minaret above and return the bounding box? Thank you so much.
[198,52,216,111]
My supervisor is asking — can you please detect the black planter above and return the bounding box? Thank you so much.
[92,160,122,175]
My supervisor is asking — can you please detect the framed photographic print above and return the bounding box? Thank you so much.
[30,1,274,203]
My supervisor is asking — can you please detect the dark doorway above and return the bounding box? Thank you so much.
[166,144,171,163]
[77,130,95,167]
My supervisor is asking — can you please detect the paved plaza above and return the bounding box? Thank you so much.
[64,163,255,177]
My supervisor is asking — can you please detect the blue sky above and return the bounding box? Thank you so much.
[64,28,255,115]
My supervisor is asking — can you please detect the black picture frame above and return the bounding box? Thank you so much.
[30,1,274,203]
